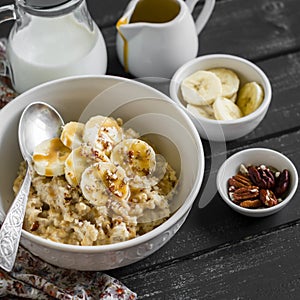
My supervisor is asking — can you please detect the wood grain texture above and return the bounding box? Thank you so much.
[116,221,300,299]
[197,0,300,60]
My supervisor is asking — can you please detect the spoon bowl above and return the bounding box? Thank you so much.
[0,101,64,272]
[18,102,64,161]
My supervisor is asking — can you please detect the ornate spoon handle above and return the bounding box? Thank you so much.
[0,166,31,272]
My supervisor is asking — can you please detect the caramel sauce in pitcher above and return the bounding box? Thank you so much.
[130,0,180,23]
[117,0,180,73]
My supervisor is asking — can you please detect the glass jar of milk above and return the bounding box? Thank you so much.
[0,0,107,93]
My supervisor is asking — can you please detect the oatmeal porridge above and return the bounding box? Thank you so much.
[13,115,178,246]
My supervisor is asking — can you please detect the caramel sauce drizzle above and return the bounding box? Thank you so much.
[116,17,129,73]
[33,138,70,177]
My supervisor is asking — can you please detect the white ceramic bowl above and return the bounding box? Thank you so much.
[169,54,272,141]
[217,148,298,217]
[0,75,204,270]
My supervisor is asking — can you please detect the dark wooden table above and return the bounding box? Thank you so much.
[2,0,300,299]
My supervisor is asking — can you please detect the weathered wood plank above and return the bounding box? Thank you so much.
[87,0,129,28]
[115,221,300,299]
[200,0,300,60]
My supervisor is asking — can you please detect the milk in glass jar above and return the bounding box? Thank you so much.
[0,0,107,93]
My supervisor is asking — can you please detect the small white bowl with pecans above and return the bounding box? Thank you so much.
[216,148,298,217]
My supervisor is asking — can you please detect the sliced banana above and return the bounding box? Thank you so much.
[228,92,237,103]
[83,116,123,155]
[32,137,71,177]
[213,97,243,120]
[65,144,109,187]
[236,82,264,116]
[80,161,130,206]
[131,153,168,189]
[187,103,215,120]
[60,121,84,150]
[208,68,240,99]
[110,139,156,179]
[181,70,222,105]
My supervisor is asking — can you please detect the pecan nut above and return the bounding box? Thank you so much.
[248,165,275,189]
[259,189,278,207]
[274,169,290,196]
[228,174,252,191]
[30,221,39,231]
[231,186,259,202]
[240,199,263,208]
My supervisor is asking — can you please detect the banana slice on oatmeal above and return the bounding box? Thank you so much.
[110,138,156,178]
[60,121,84,150]
[110,138,167,189]
[80,161,130,206]
[83,115,123,155]
[32,137,71,176]
[65,144,109,187]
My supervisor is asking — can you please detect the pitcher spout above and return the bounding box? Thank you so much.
[116,18,143,41]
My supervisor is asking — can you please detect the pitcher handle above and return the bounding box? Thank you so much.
[0,38,11,79]
[0,5,16,79]
[0,4,16,25]
[186,0,215,35]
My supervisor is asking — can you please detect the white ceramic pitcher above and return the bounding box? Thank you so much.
[0,0,107,93]
[116,0,215,79]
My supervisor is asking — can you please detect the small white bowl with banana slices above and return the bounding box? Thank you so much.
[169,54,272,141]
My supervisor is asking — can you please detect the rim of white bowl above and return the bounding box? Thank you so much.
[216,147,299,215]
[169,54,272,125]
[1,74,205,252]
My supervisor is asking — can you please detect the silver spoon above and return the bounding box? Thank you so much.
[0,101,64,272]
